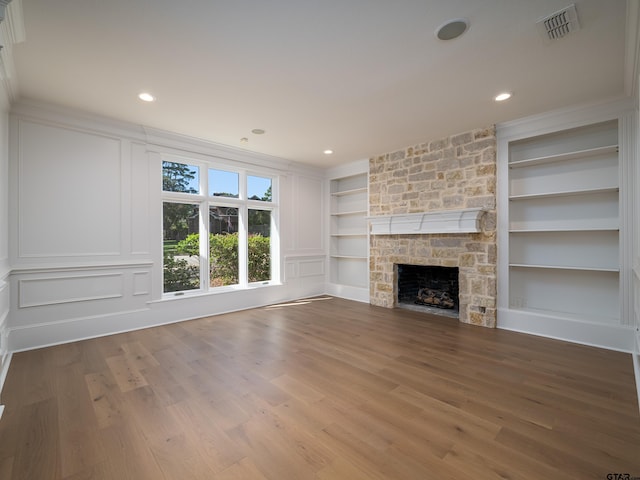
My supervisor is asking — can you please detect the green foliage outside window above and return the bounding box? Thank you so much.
[173,233,270,286]
[163,254,199,292]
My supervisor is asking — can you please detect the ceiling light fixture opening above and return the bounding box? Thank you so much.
[435,19,469,41]
[495,92,512,102]
[138,92,155,102]
[323,149,334,155]
[251,128,265,135]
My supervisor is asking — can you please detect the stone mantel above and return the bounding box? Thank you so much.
[367,208,485,235]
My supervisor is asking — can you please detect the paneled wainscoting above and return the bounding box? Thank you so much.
[0,297,638,479]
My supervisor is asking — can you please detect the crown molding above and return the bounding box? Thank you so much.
[0,1,10,23]
[625,0,640,98]
[0,0,24,103]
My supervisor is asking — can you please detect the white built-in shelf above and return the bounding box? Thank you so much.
[509,226,619,233]
[504,118,621,327]
[329,172,369,290]
[509,263,619,273]
[509,186,619,201]
[330,187,367,197]
[330,210,368,216]
[508,144,618,169]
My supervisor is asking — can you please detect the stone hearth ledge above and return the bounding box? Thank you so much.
[367,208,485,235]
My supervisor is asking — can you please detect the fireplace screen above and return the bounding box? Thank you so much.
[397,264,459,314]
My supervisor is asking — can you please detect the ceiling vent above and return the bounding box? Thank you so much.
[537,4,580,40]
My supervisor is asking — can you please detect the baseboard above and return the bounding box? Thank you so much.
[0,352,12,420]
[325,283,370,303]
[634,332,640,415]
[497,307,635,353]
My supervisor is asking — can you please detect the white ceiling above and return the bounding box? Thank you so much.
[9,0,629,168]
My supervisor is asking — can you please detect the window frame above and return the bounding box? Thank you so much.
[161,156,279,297]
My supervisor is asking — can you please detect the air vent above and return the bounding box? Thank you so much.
[537,4,580,40]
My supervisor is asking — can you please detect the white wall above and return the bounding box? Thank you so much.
[6,101,327,352]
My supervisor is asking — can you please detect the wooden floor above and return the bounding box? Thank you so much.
[0,297,639,480]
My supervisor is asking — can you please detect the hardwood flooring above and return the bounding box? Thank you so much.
[0,296,638,479]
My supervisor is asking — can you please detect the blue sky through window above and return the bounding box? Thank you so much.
[248,175,271,201]
[209,169,239,198]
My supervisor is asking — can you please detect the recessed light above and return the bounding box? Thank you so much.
[323,149,334,155]
[495,92,512,102]
[138,92,155,102]
[251,128,265,135]
[435,19,469,41]
[240,137,249,143]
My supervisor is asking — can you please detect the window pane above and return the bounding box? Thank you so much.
[209,169,239,198]
[163,203,200,293]
[248,175,272,202]
[248,209,271,282]
[209,206,239,287]
[163,161,199,194]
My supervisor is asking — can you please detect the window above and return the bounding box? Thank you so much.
[162,160,278,294]
[163,202,200,292]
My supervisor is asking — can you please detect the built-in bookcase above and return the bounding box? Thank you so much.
[329,173,368,289]
[506,120,620,324]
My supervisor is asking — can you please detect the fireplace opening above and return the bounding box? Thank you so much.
[397,264,459,319]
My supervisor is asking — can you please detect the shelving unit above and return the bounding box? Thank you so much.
[506,119,620,324]
[329,173,368,289]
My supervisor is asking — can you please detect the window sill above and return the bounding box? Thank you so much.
[155,281,283,303]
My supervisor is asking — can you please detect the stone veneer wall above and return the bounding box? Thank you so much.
[369,127,497,327]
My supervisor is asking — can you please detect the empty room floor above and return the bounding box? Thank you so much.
[0,296,638,479]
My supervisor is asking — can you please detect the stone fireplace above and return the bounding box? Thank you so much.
[368,127,497,327]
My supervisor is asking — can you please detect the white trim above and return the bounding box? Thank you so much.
[325,283,369,303]
[10,260,153,274]
[0,351,11,419]
[0,0,24,103]
[0,352,11,390]
[634,333,640,414]
[18,273,123,308]
[7,281,325,352]
[3,0,24,43]
[497,97,634,142]
[497,308,635,353]
[368,208,484,235]
[620,110,636,326]
[625,0,640,98]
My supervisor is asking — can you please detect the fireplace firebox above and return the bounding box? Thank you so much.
[397,264,459,318]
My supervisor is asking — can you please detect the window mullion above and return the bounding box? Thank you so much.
[200,162,209,291]
[238,172,248,287]
[199,202,208,291]
[238,205,248,288]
